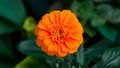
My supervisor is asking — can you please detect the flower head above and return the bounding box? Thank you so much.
[35,10,84,57]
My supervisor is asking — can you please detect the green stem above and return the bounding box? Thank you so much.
[64,55,72,68]
[51,56,57,68]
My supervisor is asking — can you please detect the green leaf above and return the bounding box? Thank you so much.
[0,0,26,26]
[96,4,120,23]
[0,0,26,34]
[76,45,85,68]
[96,4,112,15]
[0,62,14,68]
[0,35,15,58]
[70,0,80,16]
[91,17,106,27]
[71,0,97,37]
[84,25,97,37]
[82,20,97,37]
[97,25,118,42]
[15,56,49,68]
[109,9,120,23]
[78,1,95,20]
[92,47,120,68]
[0,35,16,68]
[17,37,51,60]
[79,11,96,20]
[86,39,111,59]
[79,1,94,11]
[102,48,120,67]
[93,0,110,2]
[0,17,18,34]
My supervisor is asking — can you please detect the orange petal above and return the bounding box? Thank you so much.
[54,11,60,24]
[43,37,53,47]
[46,43,58,56]
[41,46,48,52]
[56,44,67,57]
[70,32,83,41]
[42,14,49,20]
[68,49,77,54]
[65,38,79,50]
[35,27,39,35]
[47,52,55,56]
[69,21,84,34]
[36,37,44,47]
[61,43,69,53]
[49,11,60,24]
[37,30,50,40]
[39,19,51,30]
[60,10,75,27]
[47,43,56,56]
[35,10,84,58]
[60,10,71,24]
[37,20,45,28]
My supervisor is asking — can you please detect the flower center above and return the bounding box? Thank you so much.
[56,30,62,37]
[50,25,66,43]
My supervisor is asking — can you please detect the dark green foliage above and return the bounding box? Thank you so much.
[76,45,85,68]
[0,35,16,68]
[15,56,50,68]
[17,37,51,60]
[0,0,120,68]
[97,25,118,42]
[92,47,120,68]
[96,4,120,23]
[0,0,26,34]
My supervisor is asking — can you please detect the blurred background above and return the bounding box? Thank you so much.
[0,0,120,68]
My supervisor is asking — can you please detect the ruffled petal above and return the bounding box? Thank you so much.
[61,43,69,53]
[35,10,84,58]
[36,37,44,47]
[37,30,50,40]
[65,38,80,50]
[69,21,84,34]
[41,46,48,53]
[60,10,75,28]
[47,42,57,56]
[56,44,67,57]
[49,11,60,24]
[70,32,83,41]
[43,37,52,47]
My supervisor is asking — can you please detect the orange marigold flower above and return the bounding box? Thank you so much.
[35,10,84,57]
